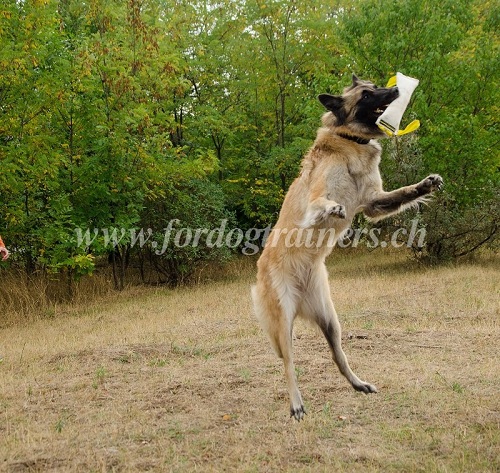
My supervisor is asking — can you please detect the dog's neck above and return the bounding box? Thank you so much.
[337,133,371,145]
[321,114,381,146]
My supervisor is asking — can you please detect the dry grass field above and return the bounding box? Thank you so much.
[1,249,499,472]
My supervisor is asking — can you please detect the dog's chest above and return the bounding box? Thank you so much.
[347,145,381,177]
[324,147,382,208]
[328,148,379,180]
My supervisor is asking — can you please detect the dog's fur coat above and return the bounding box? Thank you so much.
[252,75,443,420]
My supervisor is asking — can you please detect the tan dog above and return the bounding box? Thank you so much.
[252,75,443,420]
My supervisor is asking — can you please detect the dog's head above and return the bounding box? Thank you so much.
[318,75,399,139]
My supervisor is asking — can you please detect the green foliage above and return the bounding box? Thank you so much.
[140,178,235,286]
[338,0,499,259]
[0,0,497,292]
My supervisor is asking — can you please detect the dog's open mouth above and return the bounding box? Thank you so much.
[374,104,389,116]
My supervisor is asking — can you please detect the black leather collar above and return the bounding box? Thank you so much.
[337,133,371,145]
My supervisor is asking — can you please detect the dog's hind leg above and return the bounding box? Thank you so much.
[318,312,377,394]
[252,285,305,420]
[303,264,378,395]
[277,315,306,420]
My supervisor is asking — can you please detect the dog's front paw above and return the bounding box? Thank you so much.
[327,204,346,219]
[302,203,346,227]
[418,174,444,194]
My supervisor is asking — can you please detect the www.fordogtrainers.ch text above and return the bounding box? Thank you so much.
[75,218,427,256]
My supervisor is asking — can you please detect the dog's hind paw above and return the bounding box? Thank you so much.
[290,404,306,421]
[352,381,378,394]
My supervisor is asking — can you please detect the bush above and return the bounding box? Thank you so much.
[375,135,499,262]
[140,179,236,286]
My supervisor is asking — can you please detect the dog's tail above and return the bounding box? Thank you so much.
[251,284,283,358]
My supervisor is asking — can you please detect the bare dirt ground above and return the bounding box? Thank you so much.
[1,250,499,472]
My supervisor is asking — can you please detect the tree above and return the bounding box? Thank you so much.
[337,0,499,260]
[219,0,344,226]
[1,0,496,301]
[0,0,74,276]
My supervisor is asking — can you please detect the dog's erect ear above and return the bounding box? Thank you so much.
[318,93,343,111]
[352,74,360,86]
[318,94,346,124]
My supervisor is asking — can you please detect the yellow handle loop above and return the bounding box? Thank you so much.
[386,75,397,88]
[396,119,420,136]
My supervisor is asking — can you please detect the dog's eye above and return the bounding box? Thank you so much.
[362,93,371,100]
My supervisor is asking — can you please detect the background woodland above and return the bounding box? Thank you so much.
[0,0,498,291]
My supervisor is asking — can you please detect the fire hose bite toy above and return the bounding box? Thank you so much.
[377,72,420,136]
